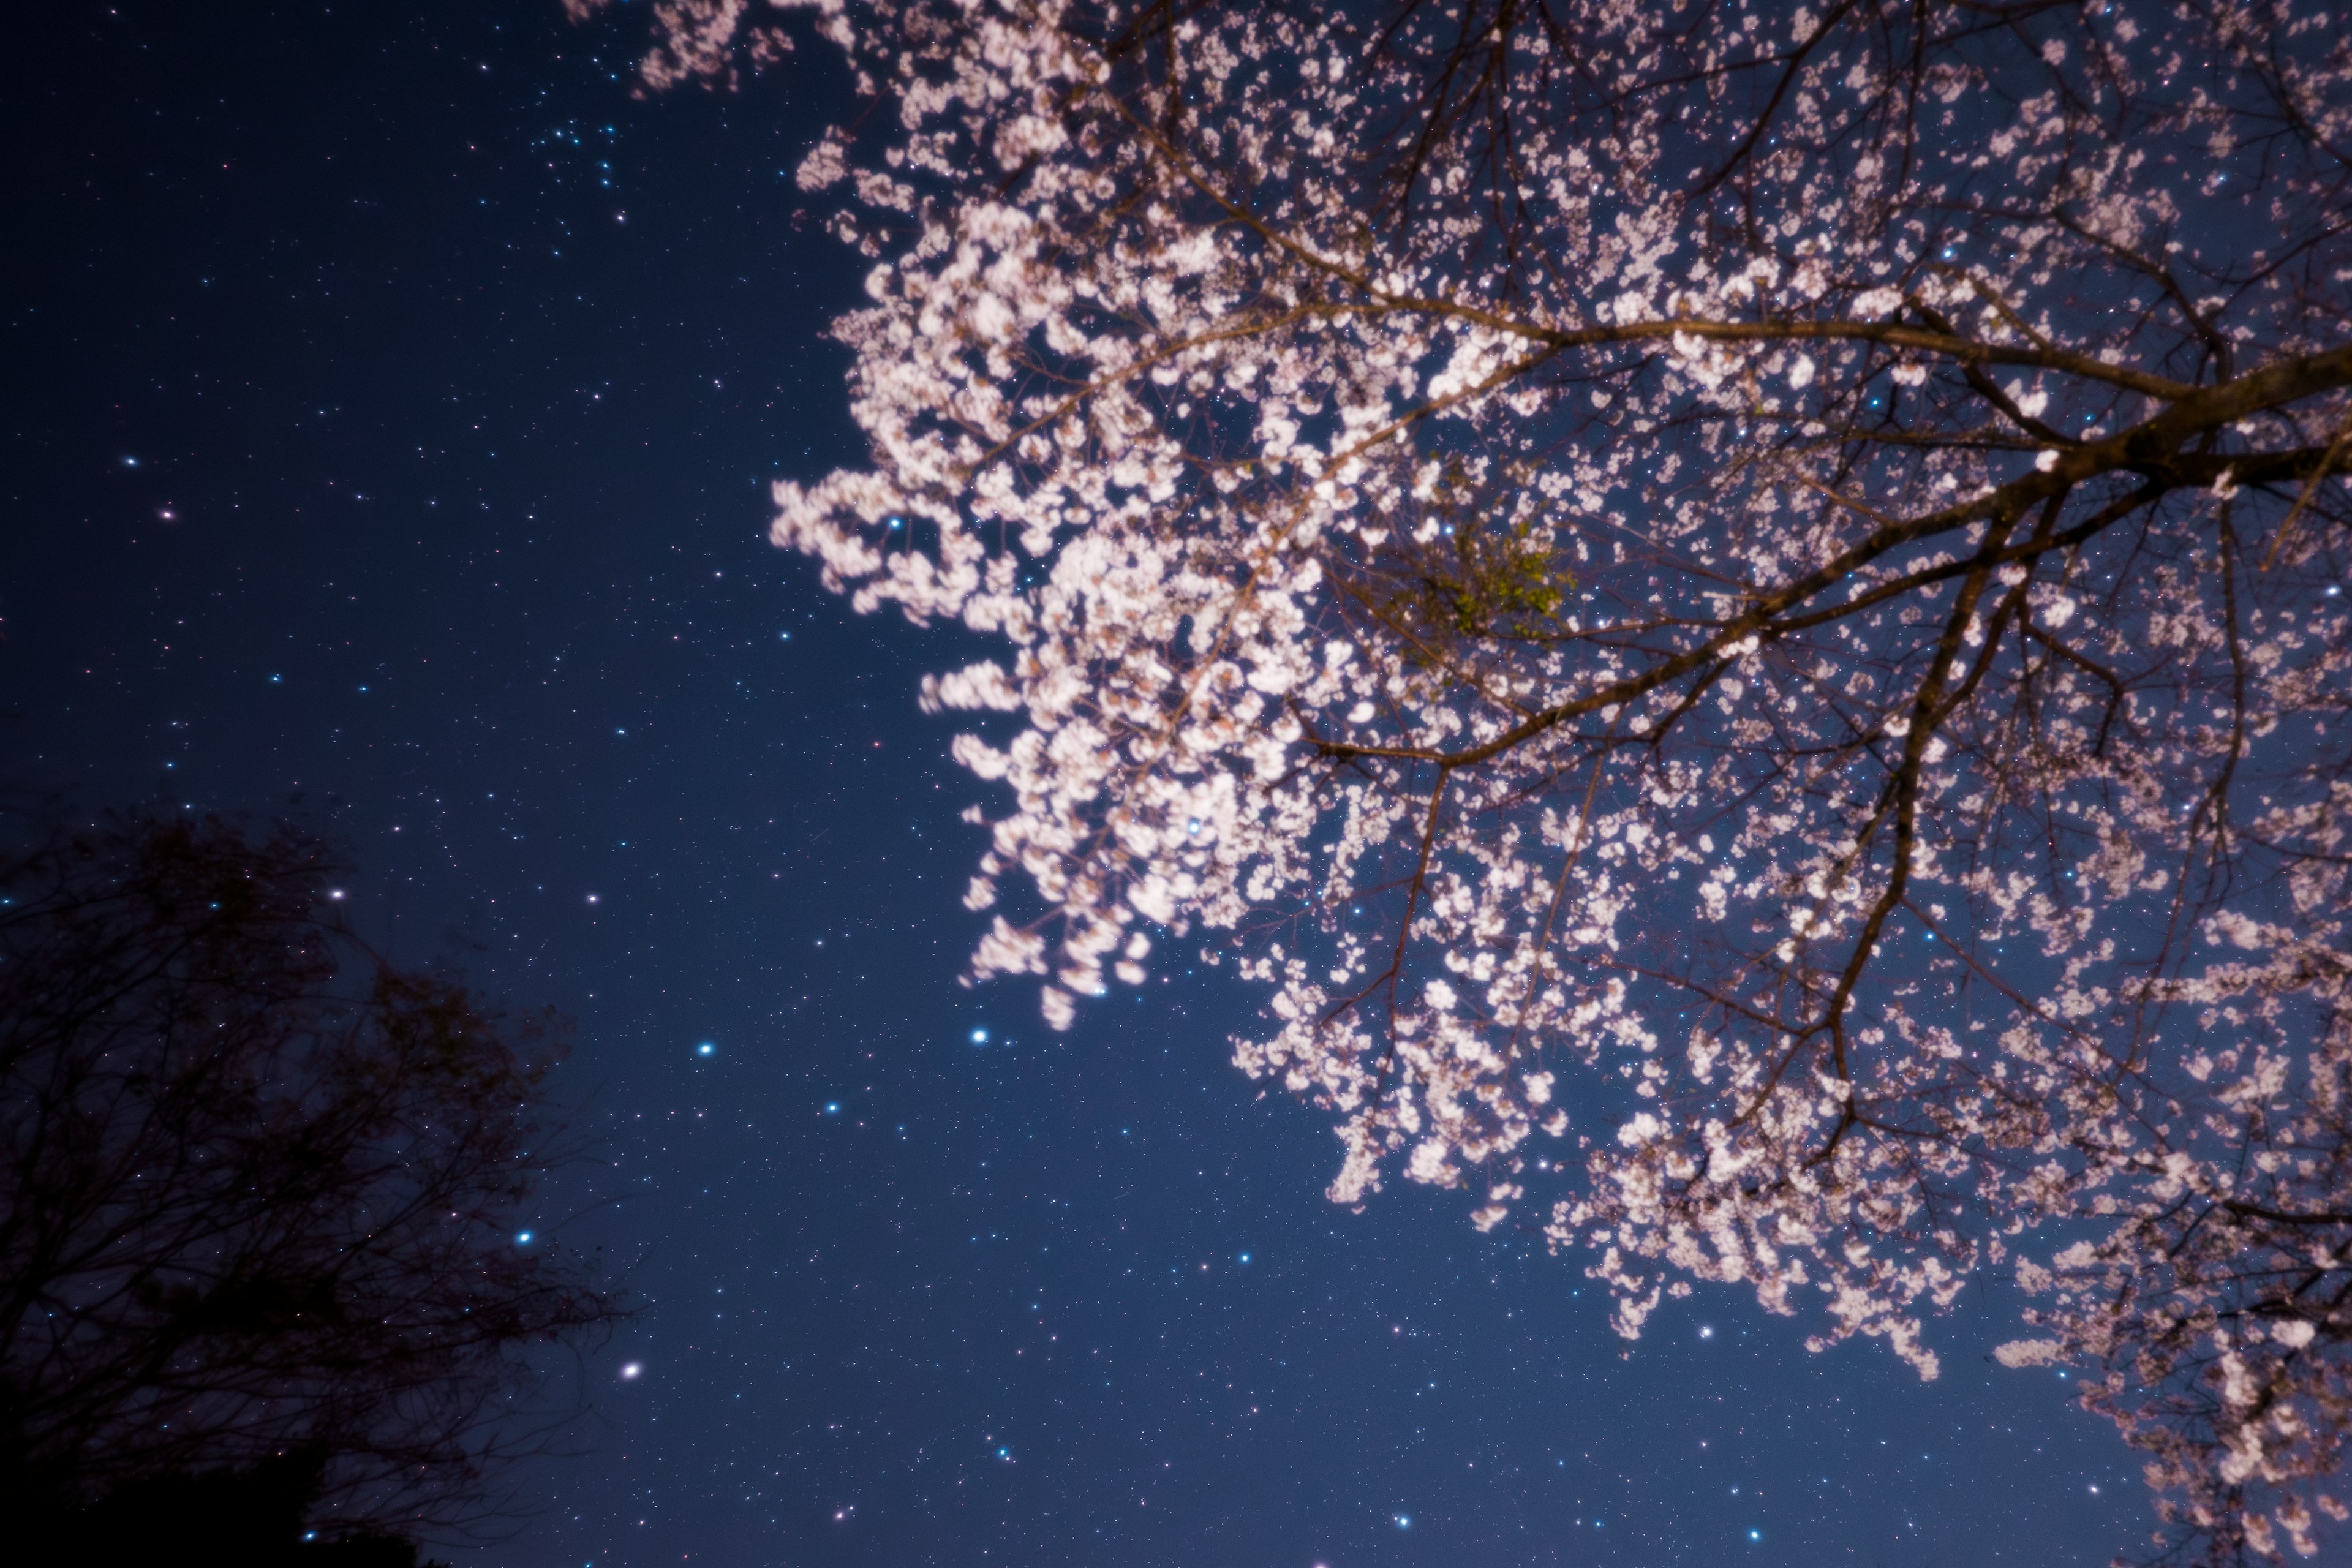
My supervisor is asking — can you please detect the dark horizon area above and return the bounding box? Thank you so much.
[3,4,2152,1564]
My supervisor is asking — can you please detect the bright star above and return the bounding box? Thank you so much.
[619,1362,641,1380]
[516,1231,533,1244]
[697,1042,715,1057]
[971,1028,989,1044]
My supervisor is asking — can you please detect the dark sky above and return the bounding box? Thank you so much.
[4,5,2165,1565]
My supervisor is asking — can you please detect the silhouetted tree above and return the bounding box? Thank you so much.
[23,1448,445,1566]
[0,808,622,1560]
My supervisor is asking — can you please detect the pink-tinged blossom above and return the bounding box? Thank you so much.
[581,1,2352,1559]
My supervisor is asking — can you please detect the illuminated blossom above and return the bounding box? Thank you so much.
[581,1,2352,1558]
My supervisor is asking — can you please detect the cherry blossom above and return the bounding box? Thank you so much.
[575,1,2352,1557]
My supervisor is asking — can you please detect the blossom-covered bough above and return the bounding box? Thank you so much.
[575,0,2352,1557]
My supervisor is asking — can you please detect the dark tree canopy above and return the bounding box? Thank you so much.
[0,809,622,1550]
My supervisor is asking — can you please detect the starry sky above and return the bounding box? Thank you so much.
[4,5,2173,1566]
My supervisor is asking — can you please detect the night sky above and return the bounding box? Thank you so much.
[4,5,2176,1565]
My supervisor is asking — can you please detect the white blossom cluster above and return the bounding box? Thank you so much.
[578,0,2352,1557]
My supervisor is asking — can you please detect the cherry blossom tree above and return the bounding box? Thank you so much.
[575,0,2352,1557]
